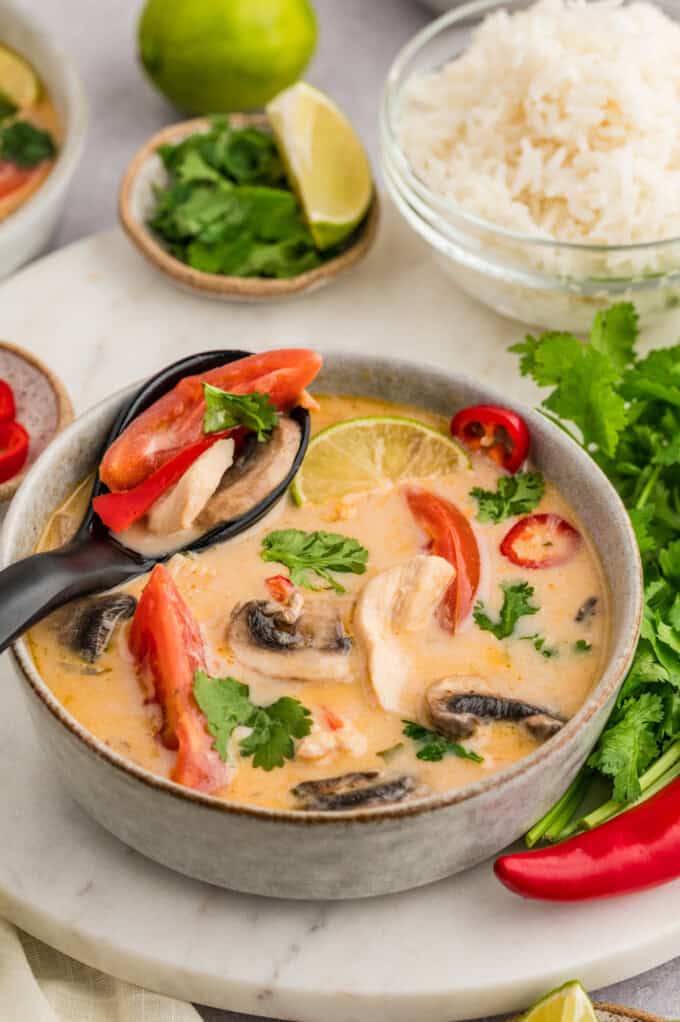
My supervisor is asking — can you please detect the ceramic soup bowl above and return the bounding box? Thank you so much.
[2,354,642,899]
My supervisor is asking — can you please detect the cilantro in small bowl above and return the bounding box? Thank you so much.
[120,115,378,300]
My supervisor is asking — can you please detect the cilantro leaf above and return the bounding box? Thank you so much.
[473,581,539,640]
[589,303,638,371]
[522,633,559,658]
[621,345,680,409]
[203,384,279,441]
[261,529,368,594]
[402,721,483,763]
[470,471,544,523]
[0,92,17,121]
[660,540,680,585]
[588,692,664,802]
[193,671,253,759]
[0,120,56,167]
[192,671,312,771]
[573,639,592,653]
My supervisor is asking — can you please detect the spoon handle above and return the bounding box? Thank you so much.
[0,537,148,653]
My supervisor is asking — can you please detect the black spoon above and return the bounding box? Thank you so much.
[0,349,310,653]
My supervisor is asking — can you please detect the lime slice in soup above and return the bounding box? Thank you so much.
[291,416,470,505]
[266,82,372,250]
[0,45,40,108]
[520,981,598,1022]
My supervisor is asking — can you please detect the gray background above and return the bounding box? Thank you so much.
[9,0,680,1017]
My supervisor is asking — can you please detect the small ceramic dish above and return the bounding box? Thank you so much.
[119,115,380,302]
[0,340,72,502]
[593,1007,666,1022]
[2,354,642,899]
[0,0,87,278]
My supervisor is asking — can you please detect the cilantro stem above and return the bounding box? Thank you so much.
[575,741,680,832]
[525,769,589,848]
[538,410,585,449]
[634,463,662,510]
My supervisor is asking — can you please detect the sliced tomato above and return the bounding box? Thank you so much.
[265,574,295,603]
[0,160,36,198]
[451,404,530,473]
[100,349,322,492]
[405,487,481,630]
[93,433,228,533]
[129,564,231,793]
[0,380,16,422]
[501,513,581,569]
[0,420,29,483]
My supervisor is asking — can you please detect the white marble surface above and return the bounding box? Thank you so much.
[2,0,679,1016]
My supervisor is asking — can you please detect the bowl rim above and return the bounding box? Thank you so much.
[381,0,680,256]
[0,0,88,247]
[4,352,643,825]
[118,115,380,300]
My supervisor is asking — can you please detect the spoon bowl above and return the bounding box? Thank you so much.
[0,349,310,651]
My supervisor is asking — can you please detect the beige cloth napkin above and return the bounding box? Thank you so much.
[0,918,202,1022]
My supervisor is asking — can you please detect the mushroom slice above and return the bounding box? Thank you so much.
[147,437,235,536]
[426,676,565,741]
[61,593,137,663]
[354,554,455,713]
[198,416,301,528]
[228,599,352,683]
[292,772,421,811]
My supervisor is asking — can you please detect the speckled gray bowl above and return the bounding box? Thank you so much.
[2,354,642,900]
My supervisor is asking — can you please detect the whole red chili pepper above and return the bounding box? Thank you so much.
[0,420,29,483]
[495,774,680,901]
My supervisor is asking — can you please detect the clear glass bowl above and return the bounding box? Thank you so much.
[380,0,680,331]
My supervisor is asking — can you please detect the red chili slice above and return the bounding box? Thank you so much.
[501,513,581,569]
[0,380,16,422]
[451,404,530,473]
[265,574,294,603]
[93,433,228,533]
[0,420,29,483]
[0,160,35,198]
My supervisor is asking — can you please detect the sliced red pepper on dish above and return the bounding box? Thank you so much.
[321,705,345,732]
[265,574,295,603]
[405,487,481,630]
[93,434,226,533]
[501,513,581,569]
[129,564,231,794]
[0,160,36,199]
[100,348,322,492]
[495,774,680,902]
[0,380,16,422]
[0,419,28,483]
[451,404,530,473]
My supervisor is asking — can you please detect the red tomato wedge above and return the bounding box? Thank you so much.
[100,349,322,492]
[93,434,227,533]
[451,404,530,473]
[0,380,16,422]
[501,513,581,569]
[265,574,295,603]
[0,160,36,198]
[0,419,29,483]
[405,488,481,630]
[129,565,231,793]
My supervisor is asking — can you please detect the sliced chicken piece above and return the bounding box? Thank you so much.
[147,438,235,536]
[355,554,455,713]
[198,416,301,528]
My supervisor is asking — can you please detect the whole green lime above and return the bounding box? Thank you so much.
[138,0,317,113]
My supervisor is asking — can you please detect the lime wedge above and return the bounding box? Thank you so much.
[291,416,470,505]
[266,81,373,250]
[520,981,598,1022]
[0,45,40,108]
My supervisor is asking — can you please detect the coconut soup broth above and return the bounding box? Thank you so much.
[0,91,60,222]
[29,395,608,811]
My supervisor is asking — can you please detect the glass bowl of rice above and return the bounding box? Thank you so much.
[381,0,680,331]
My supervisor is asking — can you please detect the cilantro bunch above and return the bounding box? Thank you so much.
[147,118,347,279]
[513,304,680,845]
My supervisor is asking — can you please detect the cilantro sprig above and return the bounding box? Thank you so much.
[402,721,483,763]
[0,120,56,168]
[470,471,544,524]
[261,528,368,594]
[513,303,680,845]
[193,670,312,771]
[203,384,279,441]
[473,581,539,640]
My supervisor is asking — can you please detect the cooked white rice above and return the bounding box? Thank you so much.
[398,0,680,246]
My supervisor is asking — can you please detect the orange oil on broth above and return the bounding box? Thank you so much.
[28,394,609,810]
